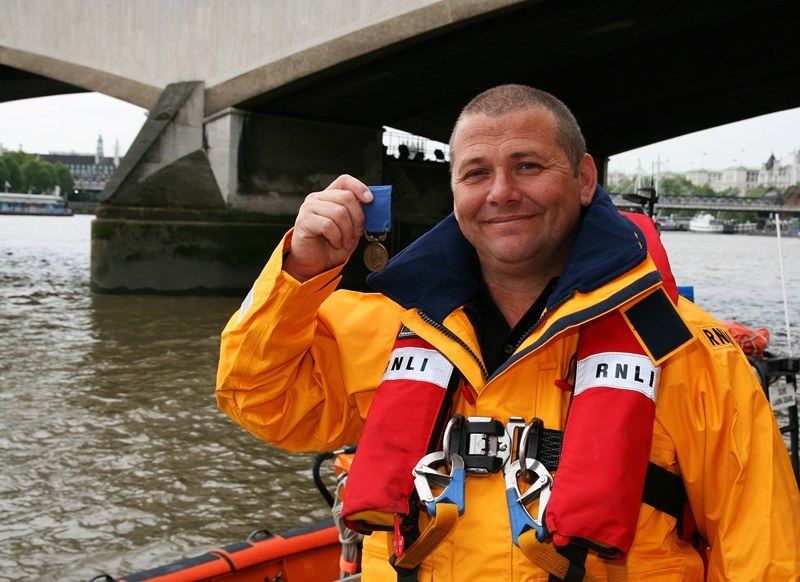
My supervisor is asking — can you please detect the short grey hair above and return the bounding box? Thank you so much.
[449,84,587,175]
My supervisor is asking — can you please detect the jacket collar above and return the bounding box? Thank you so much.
[367,186,648,323]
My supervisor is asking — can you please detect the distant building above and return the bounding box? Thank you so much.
[40,135,121,193]
[759,151,800,189]
[685,166,759,194]
[606,169,628,186]
[671,151,800,195]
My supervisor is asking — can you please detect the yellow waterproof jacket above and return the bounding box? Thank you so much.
[217,189,800,581]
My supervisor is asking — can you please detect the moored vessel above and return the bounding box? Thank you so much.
[0,192,73,216]
[688,213,724,233]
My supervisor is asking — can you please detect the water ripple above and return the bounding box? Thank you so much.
[0,216,797,581]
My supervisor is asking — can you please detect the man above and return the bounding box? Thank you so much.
[217,85,800,580]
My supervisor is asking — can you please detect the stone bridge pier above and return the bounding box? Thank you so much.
[91,82,452,294]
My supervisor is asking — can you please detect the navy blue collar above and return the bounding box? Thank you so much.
[367,186,647,323]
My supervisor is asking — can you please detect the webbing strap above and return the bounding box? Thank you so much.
[528,428,686,513]
[518,530,628,582]
[532,427,564,471]
[549,544,588,582]
[519,530,600,582]
[605,561,628,582]
[532,423,686,517]
[642,461,686,519]
[393,502,459,570]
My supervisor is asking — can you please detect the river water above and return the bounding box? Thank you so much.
[0,214,798,581]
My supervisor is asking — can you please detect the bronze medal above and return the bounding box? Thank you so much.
[364,241,389,272]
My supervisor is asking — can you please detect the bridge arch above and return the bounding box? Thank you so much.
[0,0,522,114]
[3,0,800,293]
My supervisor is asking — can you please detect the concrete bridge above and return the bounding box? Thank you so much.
[2,0,800,292]
[611,194,800,215]
[648,197,800,216]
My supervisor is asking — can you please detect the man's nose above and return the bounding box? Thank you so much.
[487,171,521,205]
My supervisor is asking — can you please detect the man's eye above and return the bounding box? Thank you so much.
[463,169,487,180]
[519,162,540,171]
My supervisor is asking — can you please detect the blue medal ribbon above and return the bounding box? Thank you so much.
[364,185,392,235]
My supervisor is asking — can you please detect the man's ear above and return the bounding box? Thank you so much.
[578,154,598,206]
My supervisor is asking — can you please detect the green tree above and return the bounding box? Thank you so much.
[3,156,23,191]
[22,158,55,193]
[693,184,718,197]
[4,150,34,166]
[746,185,769,198]
[53,161,74,193]
[607,175,637,193]
[658,176,693,196]
[0,157,10,190]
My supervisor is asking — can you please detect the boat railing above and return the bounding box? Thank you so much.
[753,356,800,484]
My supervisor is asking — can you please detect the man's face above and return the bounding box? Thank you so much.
[451,107,597,276]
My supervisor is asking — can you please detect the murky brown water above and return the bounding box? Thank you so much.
[0,215,334,581]
[0,214,797,581]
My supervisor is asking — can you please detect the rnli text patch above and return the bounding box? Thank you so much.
[575,352,659,401]
[699,325,736,350]
[382,347,454,389]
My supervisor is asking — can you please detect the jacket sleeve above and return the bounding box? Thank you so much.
[663,303,800,581]
[216,232,401,452]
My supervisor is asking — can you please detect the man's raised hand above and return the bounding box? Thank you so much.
[283,175,373,282]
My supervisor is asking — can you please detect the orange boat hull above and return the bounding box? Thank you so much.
[118,520,341,582]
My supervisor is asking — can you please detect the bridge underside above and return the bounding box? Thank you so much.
[237,0,800,159]
[4,0,799,294]
[0,64,89,102]
[3,1,799,159]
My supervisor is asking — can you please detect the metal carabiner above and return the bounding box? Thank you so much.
[504,458,552,544]
[412,451,466,516]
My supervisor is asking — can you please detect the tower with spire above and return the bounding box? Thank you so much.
[95,134,104,165]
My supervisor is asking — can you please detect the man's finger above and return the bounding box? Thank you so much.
[325,174,373,204]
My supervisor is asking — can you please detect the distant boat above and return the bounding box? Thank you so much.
[0,192,73,216]
[656,214,688,232]
[689,213,724,233]
[723,220,757,234]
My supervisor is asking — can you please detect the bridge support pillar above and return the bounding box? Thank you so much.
[91,82,395,294]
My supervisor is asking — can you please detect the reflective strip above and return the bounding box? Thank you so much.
[575,352,659,401]
[237,286,255,322]
[382,347,453,389]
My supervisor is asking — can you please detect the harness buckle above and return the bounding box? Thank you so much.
[443,414,527,474]
[504,457,553,545]
[518,417,545,482]
[412,451,466,516]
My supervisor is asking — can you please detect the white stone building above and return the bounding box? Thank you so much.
[680,151,799,195]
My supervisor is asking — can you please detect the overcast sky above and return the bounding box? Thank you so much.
[1,92,799,175]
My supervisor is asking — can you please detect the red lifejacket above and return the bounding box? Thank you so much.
[342,331,460,531]
[546,308,658,557]
[342,212,692,560]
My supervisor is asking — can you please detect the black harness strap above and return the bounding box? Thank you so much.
[642,460,687,520]
[525,424,564,471]
[529,428,686,519]
[392,564,419,582]
[548,544,589,582]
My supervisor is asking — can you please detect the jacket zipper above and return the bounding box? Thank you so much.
[506,278,663,377]
[418,309,489,381]
[512,292,574,352]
